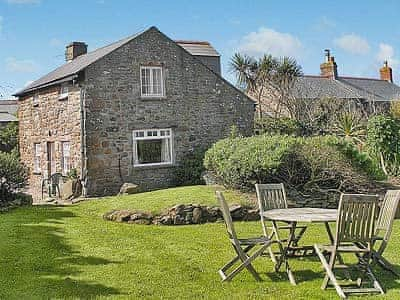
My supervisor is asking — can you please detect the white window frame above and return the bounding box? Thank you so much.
[61,141,71,175]
[34,143,41,173]
[140,66,164,98]
[59,84,69,100]
[33,93,39,106]
[132,128,173,167]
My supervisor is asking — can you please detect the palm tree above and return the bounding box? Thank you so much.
[230,53,302,119]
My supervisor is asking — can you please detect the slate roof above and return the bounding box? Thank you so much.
[0,100,18,122]
[14,28,221,97]
[293,75,400,102]
[175,40,220,57]
[14,29,146,96]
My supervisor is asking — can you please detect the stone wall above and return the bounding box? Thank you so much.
[18,86,82,201]
[82,27,255,196]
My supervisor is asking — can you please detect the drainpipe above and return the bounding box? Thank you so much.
[80,87,88,197]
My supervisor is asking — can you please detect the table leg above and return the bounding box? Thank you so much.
[273,220,297,285]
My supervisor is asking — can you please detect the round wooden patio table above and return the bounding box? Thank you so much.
[262,208,338,285]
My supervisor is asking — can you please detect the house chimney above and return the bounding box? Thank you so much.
[380,60,393,82]
[65,42,87,61]
[320,49,338,79]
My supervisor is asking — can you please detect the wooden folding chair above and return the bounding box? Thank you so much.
[216,191,273,282]
[256,183,308,261]
[371,190,400,277]
[314,194,384,299]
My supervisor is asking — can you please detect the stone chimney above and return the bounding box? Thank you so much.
[320,49,338,79]
[380,61,393,82]
[65,42,87,61]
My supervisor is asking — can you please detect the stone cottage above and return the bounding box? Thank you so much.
[14,26,255,199]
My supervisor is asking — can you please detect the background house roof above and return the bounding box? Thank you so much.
[0,100,18,122]
[175,40,220,57]
[293,75,400,102]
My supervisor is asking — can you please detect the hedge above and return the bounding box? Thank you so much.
[204,134,384,192]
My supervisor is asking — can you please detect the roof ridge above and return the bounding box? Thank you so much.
[339,76,384,81]
[337,78,384,100]
[175,40,211,45]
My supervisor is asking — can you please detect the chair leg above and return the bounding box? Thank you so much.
[220,244,270,282]
[314,245,346,299]
[365,265,385,294]
[220,245,254,273]
[374,253,400,277]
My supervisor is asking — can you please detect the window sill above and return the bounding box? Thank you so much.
[133,163,175,170]
[140,95,166,100]
[33,171,42,175]
[58,95,68,101]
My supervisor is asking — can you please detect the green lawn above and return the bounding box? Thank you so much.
[1,185,400,299]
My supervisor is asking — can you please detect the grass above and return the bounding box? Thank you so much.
[0,185,400,299]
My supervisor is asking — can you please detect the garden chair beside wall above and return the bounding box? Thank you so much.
[216,191,273,282]
[314,194,384,299]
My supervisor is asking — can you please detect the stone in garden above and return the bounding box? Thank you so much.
[61,180,74,200]
[192,207,202,224]
[119,183,140,195]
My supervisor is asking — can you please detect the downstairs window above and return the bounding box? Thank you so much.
[132,129,173,167]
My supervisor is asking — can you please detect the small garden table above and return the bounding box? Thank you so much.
[262,208,338,285]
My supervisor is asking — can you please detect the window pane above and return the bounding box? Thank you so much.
[141,68,150,95]
[137,140,162,164]
[152,68,162,95]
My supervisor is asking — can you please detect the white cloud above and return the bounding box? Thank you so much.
[334,34,370,55]
[376,43,399,68]
[238,27,302,58]
[5,57,39,73]
[6,0,40,3]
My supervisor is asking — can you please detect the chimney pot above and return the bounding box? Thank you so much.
[65,42,87,61]
[380,61,393,82]
[320,49,338,79]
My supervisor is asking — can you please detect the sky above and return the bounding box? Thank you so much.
[0,0,400,99]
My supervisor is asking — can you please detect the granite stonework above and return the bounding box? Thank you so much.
[18,86,82,201]
[81,28,254,196]
[18,27,255,199]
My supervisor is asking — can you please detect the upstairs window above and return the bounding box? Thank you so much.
[34,143,41,173]
[61,141,71,175]
[133,129,172,167]
[59,84,69,100]
[140,66,164,97]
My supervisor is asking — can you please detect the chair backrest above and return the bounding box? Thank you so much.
[216,191,238,243]
[376,190,400,242]
[335,194,379,246]
[255,183,287,214]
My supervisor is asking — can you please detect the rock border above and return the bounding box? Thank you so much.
[103,203,259,225]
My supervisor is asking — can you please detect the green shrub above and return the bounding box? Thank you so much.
[366,115,400,176]
[0,150,28,202]
[174,149,206,186]
[204,134,382,192]
[254,117,299,135]
[0,122,18,153]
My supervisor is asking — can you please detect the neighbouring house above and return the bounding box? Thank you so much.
[0,100,18,127]
[14,26,255,200]
[260,49,400,117]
